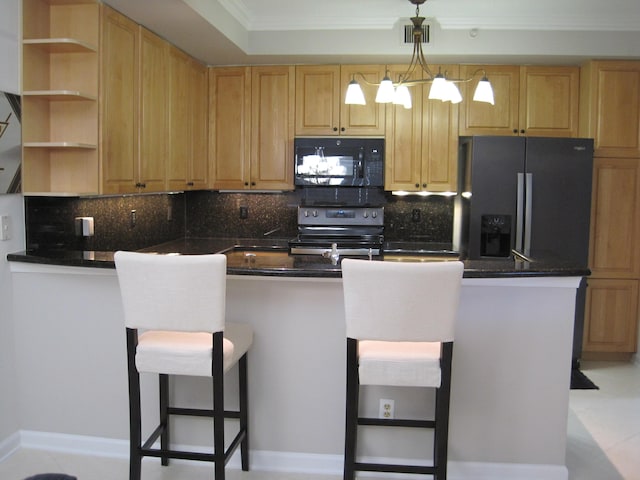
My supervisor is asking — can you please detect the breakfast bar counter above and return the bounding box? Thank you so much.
[7,238,585,480]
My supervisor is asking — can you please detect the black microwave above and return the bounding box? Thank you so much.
[294,137,384,187]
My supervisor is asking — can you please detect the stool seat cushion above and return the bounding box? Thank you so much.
[136,322,253,377]
[358,340,442,387]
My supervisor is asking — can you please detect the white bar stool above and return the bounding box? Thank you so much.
[114,251,252,480]
[341,259,464,480]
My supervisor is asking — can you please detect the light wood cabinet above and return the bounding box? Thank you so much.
[584,279,639,353]
[209,66,295,190]
[101,5,138,194]
[22,0,100,195]
[166,47,208,191]
[580,60,640,158]
[295,65,385,136]
[138,27,168,192]
[250,66,295,190]
[208,67,251,190]
[589,157,640,278]
[459,65,579,137]
[385,65,459,192]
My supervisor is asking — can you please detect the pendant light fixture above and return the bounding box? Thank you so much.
[345,0,495,109]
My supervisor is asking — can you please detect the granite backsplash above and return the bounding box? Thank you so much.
[24,189,454,251]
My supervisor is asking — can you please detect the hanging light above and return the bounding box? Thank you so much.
[345,78,366,105]
[393,84,412,109]
[375,73,395,103]
[345,0,494,109]
[473,76,495,105]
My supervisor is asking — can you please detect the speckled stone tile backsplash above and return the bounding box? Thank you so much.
[383,194,454,243]
[25,194,185,251]
[24,190,454,251]
[186,191,300,239]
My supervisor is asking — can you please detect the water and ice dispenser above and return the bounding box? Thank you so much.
[480,214,511,257]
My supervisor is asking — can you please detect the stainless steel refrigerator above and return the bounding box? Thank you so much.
[454,136,594,368]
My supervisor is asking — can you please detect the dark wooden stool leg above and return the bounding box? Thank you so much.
[212,332,225,480]
[343,338,359,480]
[126,328,142,480]
[239,353,250,471]
[159,373,170,466]
[434,342,453,480]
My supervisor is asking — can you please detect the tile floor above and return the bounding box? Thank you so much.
[1,360,638,480]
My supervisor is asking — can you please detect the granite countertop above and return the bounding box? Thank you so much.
[6,237,591,279]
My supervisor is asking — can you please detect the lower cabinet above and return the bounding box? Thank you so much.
[584,279,639,354]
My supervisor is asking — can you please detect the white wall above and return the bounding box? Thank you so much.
[0,195,25,454]
[0,0,22,455]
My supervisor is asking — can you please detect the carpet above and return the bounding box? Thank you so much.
[570,368,599,390]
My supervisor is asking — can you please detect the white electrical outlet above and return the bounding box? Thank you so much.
[0,214,11,241]
[379,398,395,419]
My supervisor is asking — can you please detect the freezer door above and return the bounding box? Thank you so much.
[466,136,525,259]
[525,137,593,265]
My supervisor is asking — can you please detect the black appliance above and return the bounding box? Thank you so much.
[294,137,384,187]
[454,135,594,368]
[289,206,384,256]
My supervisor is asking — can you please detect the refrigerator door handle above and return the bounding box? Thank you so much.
[524,173,533,256]
[516,173,525,251]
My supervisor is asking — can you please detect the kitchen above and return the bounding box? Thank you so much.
[2,0,640,479]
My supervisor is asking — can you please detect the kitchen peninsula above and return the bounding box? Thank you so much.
[8,240,585,480]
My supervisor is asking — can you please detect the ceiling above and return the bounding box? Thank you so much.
[102,0,640,67]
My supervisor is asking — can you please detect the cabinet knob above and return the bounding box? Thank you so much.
[415,183,420,188]
[333,127,338,132]
[513,129,518,134]
[187,181,194,187]
[244,182,249,186]
[422,183,427,188]
[520,129,525,134]
[341,127,345,132]
[251,182,256,186]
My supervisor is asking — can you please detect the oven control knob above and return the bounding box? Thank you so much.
[312,210,318,217]
[372,211,378,219]
[363,211,369,218]
[303,210,309,217]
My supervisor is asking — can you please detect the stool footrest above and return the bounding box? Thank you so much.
[139,429,247,464]
[355,461,436,475]
[168,406,241,419]
[358,417,435,428]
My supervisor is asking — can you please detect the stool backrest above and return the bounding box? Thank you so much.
[342,259,464,342]
[114,251,227,333]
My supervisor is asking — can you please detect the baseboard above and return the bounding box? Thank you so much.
[15,430,568,480]
[0,431,20,463]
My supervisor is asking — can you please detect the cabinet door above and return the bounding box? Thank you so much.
[589,158,640,278]
[295,65,340,135]
[583,278,639,353]
[421,65,459,192]
[209,67,251,190]
[339,65,386,136]
[519,66,579,137]
[384,65,422,191]
[166,46,191,191]
[139,27,168,192]
[459,65,520,136]
[251,66,295,190]
[189,59,208,189]
[580,61,640,158]
[101,6,138,194]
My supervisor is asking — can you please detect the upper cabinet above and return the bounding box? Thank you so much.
[209,65,295,190]
[385,65,459,192]
[459,65,579,137]
[295,65,385,136]
[22,0,100,195]
[166,47,208,191]
[580,60,640,158]
[101,5,138,195]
